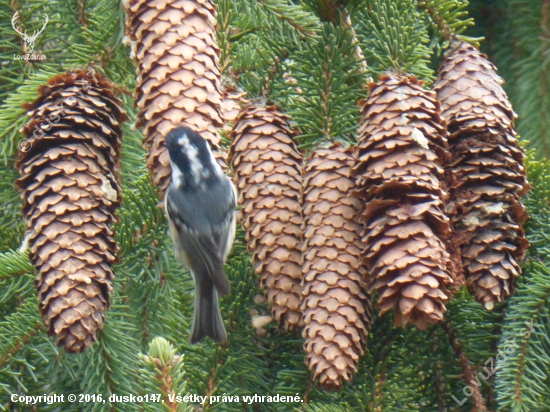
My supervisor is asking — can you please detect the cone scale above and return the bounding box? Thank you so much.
[434,41,529,309]
[352,73,454,330]
[229,105,304,331]
[301,144,371,391]
[125,0,226,194]
[16,70,127,353]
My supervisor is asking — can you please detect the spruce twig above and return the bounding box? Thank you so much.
[441,320,487,412]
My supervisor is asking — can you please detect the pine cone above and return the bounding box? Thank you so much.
[302,144,371,391]
[125,0,226,194]
[16,70,126,353]
[352,73,453,330]
[229,105,303,331]
[433,41,529,309]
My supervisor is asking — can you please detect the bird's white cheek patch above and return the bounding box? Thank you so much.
[187,152,204,186]
[171,163,184,188]
[178,134,190,147]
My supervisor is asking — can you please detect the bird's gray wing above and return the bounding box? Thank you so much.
[214,179,236,262]
[166,179,234,296]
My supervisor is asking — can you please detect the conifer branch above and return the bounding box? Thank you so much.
[9,0,26,55]
[77,0,88,28]
[539,0,550,157]
[0,69,59,161]
[494,262,550,409]
[353,0,434,81]
[279,23,365,148]
[76,308,142,410]
[341,12,367,76]
[0,251,34,279]
[486,311,505,410]
[0,297,43,368]
[492,1,550,158]
[217,0,233,74]
[142,338,191,412]
[417,0,454,40]
[416,0,480,46]
[369,321,394,411]
[441,320,487,412]
[258,0,319,38]
[430,337,448,410]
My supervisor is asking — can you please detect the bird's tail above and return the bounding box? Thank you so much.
[190,276,227,344]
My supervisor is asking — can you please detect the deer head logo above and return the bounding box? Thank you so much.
[11,11,48,55]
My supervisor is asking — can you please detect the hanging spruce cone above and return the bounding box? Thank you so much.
[352,73,453,330]
[16,70,126,353]
[302,144,371,391]
[125,0,226,194]
[433,41,529,309]
[229,105,303,331]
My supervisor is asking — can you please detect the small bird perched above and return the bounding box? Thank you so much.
[164,126,236,343]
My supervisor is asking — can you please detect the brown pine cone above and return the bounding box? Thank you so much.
[16,70,126,353]
[352,73,453,330]
[229,105,304,331]
[433,41,529,309]
[125,0,226,194]
[301,144,371,391]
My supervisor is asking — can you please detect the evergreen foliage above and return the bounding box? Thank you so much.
[353,0,435,81]
[275,23,367,148]
[471,0,550,159]
[0,0,548,411]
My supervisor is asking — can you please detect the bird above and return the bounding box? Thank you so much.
[164,126,236,343]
